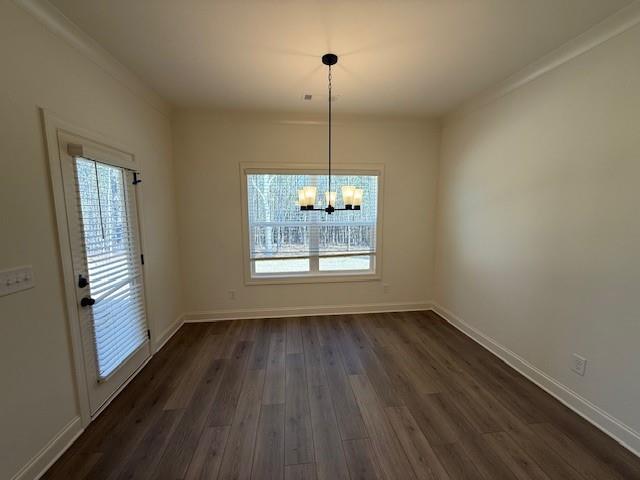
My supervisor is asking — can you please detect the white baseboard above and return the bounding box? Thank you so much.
[154,314,184,353]
[184,301,433,323]
[431,303,640,458]
[11,416,83,480]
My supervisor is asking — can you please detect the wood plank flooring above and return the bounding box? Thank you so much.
[43,311,640,480]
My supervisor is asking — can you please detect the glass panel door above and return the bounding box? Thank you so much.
[62,154,150,415]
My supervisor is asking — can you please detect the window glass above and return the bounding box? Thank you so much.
[246,173,378,277]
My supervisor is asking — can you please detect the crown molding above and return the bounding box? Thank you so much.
[13,0,171,116]
[447,1,640,122]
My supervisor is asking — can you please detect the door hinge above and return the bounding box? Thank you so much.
[147,329,151,340]
[140,254,145,265]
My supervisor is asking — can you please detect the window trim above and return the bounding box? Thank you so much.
[240,162,384,285]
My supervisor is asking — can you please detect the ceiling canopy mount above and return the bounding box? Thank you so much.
[321,53,338,66]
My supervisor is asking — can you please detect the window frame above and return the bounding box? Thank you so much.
[240,162,384,285]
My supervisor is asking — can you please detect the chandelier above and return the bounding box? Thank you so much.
[298,53,363,214]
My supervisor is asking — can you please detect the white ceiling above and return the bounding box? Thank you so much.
[49,0,632,116]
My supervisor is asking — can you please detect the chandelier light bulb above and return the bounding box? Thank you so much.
[325,191,337,206]
[353,189,363,209]
[303,186,317,207]
[341,185,355,208]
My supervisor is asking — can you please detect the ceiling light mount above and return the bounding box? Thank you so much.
[321,53,338,66]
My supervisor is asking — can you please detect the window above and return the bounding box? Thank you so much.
[243,166,381,282]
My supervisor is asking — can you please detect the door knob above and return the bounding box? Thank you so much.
[81,297,96,307]
[78,274,89,288]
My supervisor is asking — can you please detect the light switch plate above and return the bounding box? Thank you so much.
[0,266,35,297]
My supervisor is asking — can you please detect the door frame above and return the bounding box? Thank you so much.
[42,108,152,427]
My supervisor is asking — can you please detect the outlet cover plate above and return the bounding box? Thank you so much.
[572,353,587,376]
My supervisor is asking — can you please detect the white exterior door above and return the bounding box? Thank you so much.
[59,137,151,416]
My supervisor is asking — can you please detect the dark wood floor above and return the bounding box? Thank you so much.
[44,311,640,480]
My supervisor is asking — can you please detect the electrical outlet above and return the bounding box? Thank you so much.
[383,283,390,294]
[0,266,35,297]
[228,290,236,300]
[571,354,587,376]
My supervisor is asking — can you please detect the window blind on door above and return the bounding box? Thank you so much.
[73,158,148,380]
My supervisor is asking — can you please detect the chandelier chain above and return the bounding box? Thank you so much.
[328,64,332,205]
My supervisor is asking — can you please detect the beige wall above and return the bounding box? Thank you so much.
[0,2,182,478]
[173,110,439,315]
[435,24,640,436]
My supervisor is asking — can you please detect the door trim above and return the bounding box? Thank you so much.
[42,108,150,427]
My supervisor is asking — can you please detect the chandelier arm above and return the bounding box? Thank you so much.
[302,207,356,212]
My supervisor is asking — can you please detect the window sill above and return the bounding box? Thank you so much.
[245,271,381,286]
